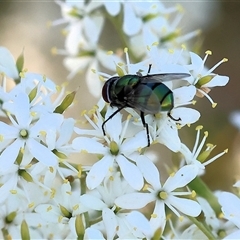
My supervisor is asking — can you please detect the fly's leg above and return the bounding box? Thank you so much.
[167,112,181,121]
[102,106,125,135]
[147,64,152,74]
[140,111,150,147]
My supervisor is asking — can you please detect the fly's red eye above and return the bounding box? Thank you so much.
[102,81,110,103]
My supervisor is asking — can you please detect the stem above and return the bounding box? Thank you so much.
[188,216,218,240]
[188,176,221,215]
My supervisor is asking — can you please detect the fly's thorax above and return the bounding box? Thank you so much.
[114,75,140,94]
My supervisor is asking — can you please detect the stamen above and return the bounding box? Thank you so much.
[197,88,217,107]
[203,149,228,166]
[205,58,228,75]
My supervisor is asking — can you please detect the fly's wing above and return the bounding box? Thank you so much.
[126,83,161,114]
[140,73,191,83]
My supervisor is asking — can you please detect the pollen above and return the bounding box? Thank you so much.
[181,44,186,50]
[196,125,203,130]
[205,50,212,55]
[212,102,217,108]
[47,206,52,212]
[40,130,47,137]
[30,111,37,117]
[73,204,79,211]
[204,131,208,137]
[223,58,228,62]
[179,216,184,222]
[99,75,104,81]
[49,166,54,173]
[28,202,35,208]
[191,190,196,198]
[105,50,113,55]
[168,49,174,54]
[159,191,168,200]
[109,176,114,181]
[10,189,17,194]
[80,149,88,154]
[152,41,159,46]
[124,47,128,53]
[81,110,87,116]
[224,149,228,153]
[58,215,63,223]
[151,213,158,218]
[0,135,4,142]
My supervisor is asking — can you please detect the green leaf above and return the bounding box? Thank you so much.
[16,48,24,73]
[54,90,76,114]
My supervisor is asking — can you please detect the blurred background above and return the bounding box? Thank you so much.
[0,1,239,190]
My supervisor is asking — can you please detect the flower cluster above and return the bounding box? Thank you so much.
[0,1,238,239]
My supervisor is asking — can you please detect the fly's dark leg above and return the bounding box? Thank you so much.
[167,112,181,121]
[140,111,150,147]
[147,64,152,74]
[102,106,126,135]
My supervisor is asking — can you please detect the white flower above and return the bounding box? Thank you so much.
[0,92,63,172]
[73,106,148,190]
[115,163,201,233]
[186,51,229,107]
[0,47,19,79]
[218,192,240,229]
[80,172,152,239]
[179,125,228,173]
[230,110,240,130]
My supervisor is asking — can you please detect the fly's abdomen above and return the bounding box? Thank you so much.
[153,83,174,112]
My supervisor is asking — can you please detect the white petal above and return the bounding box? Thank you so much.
[104,107,122,142]
[72,137,106,154]
[85,227,105,239]
[0,139,23,172]
[4,92,30,127]
[230,111,240,130]
[218,191,240,228]
[174,85,196,103]
[123,3,142,36]
[157,122,181,152]
[205,75,229,87]
[116,155,143,190]
[0,47,18,79]
[102,208,118,240]
[86,60,102,98]
[126,211,152,238]
[121,130,149,153]
[136,155,161,189]
[172,107,200,125]
[65,22,83,55]
[86,155,113,190]
[83,15,104,44]
[63,56,91,79]
[115,192,154,209]
[80,194,106,210]
[167,195,201,217]
[150,200,166,233]
[57,118,75,146]
[26,138,57,166]
[0,173,18,203]
[104,2,121,16]
[164,165,198,192]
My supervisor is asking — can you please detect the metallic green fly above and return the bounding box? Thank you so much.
[102,64,190,146]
